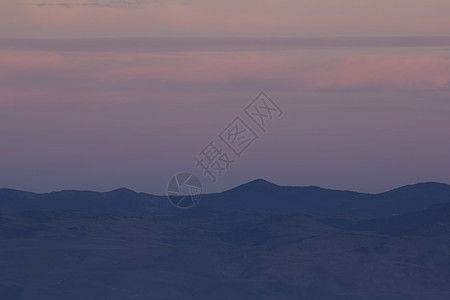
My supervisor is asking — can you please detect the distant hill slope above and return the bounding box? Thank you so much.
[0,188,172,216]
[1,180,450,218]
[199,180,450,217]
[322,201,450,236]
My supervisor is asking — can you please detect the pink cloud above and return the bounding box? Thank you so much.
[304,55,450,90]
[1,47,450,108]
[0,51,86,69]
[94,52,287,83]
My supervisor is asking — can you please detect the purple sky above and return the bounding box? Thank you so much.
[1,1,450,194]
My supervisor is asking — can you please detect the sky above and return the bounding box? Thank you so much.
[1,0,450,194]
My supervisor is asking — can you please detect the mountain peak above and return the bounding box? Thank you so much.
[108,188,136,194]
[245,178,277,187]
[228,179,278,192]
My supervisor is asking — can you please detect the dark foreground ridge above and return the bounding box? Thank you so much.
[1,180,450,299]
[1,207,450,299]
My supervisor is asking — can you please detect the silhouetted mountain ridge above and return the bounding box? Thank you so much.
[1,180,450,218]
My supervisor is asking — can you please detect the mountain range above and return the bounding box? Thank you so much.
[1,180,450,299]
[2,179,450,219]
